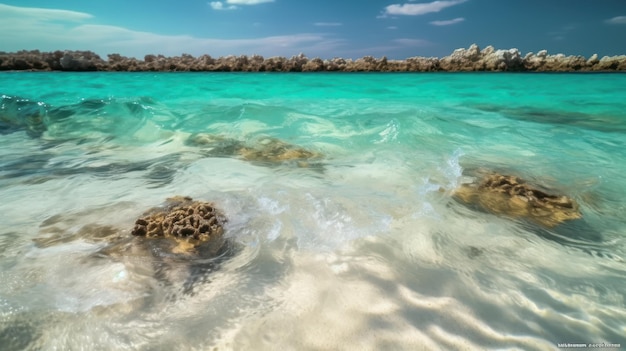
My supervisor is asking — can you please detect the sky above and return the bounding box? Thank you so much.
[1,0,625,60]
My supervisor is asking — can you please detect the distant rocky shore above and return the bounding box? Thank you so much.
[1,44,625,72]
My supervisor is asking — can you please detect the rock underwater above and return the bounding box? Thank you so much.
[130,196,227,254]
[35,196,234,300]
[187,133,323,168]
[452,171,615,256]
[453,172,582,228]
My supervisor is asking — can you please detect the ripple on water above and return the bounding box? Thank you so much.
[1,73,625,349]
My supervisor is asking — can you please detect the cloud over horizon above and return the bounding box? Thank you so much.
[430,17,465,26]
[0,3,343,58]
[209,0,273,10]
[384,0,467,16]
[1,0,625,59]
[209,2,237,10]
[0,3,91,21]
[605,15,626,24]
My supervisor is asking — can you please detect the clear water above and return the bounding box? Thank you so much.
[1,72,625,350]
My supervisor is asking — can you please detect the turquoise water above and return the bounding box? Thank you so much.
[1,72,625,350]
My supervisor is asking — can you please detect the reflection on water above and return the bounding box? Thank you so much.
[1,73,626,350]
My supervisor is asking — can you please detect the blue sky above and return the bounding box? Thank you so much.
[1,1,625,59]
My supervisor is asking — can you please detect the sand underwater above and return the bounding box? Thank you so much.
[0,72,625,350]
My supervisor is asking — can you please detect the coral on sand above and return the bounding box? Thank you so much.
[186,133,244,157]
[131,196,227,253]
[187,133,322,166]
[453,173,581,228]
[238,137,321,163]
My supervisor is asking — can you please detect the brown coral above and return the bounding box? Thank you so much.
[238,137,321,163]
[454,173,581,227]
[131,196,226,252]
[187,133,322,166]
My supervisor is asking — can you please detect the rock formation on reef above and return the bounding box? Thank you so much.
[34,196,233,301]
[2,44,625,72]
[238,137,321,163]
[453,172,582,228]
[187,133,322,166]
[186,133,244,156]
[131,196,227,253]
[128,196,233,294]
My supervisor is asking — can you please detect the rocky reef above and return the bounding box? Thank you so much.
[453,172,582,228]
[187,133,322,167]
[2,44,625,72]
[36,196,228,255]
[131,196,227,254]
[36,196,233,298]
[239,137,321,163]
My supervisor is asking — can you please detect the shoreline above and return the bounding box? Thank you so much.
[1,44,625,72]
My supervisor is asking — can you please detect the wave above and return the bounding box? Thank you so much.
[1,94,178,141]
[470,103,626,134]
[0,94,48,137]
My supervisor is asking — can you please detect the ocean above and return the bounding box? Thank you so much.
[1,72,625,350]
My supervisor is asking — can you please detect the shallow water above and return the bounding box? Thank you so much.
[1,72,625,350]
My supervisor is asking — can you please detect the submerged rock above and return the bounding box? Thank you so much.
[187,133,322,167]
[131,196,227,254]
[126,196,233,295]
[453,172,582,228]
[186,133,245,157]
[239,137,322,163]
[36,196,229,255]
[470,104,626,134]
[35,197,233,301]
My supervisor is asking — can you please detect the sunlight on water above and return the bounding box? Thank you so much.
[1,72,625,350]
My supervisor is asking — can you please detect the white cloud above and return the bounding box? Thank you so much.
[0,3,92,21]
[210,2,237,10]
[314,22,343,27]
[209,0,272,10]
[606,16,626,25]
[0,4,343,58]
[384,0,467,16]
[430,17,464,26]
[387,26,398,30]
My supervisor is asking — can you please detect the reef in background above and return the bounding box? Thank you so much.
[2,44,625,72]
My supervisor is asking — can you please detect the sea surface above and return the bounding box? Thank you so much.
[1,72,625,350]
